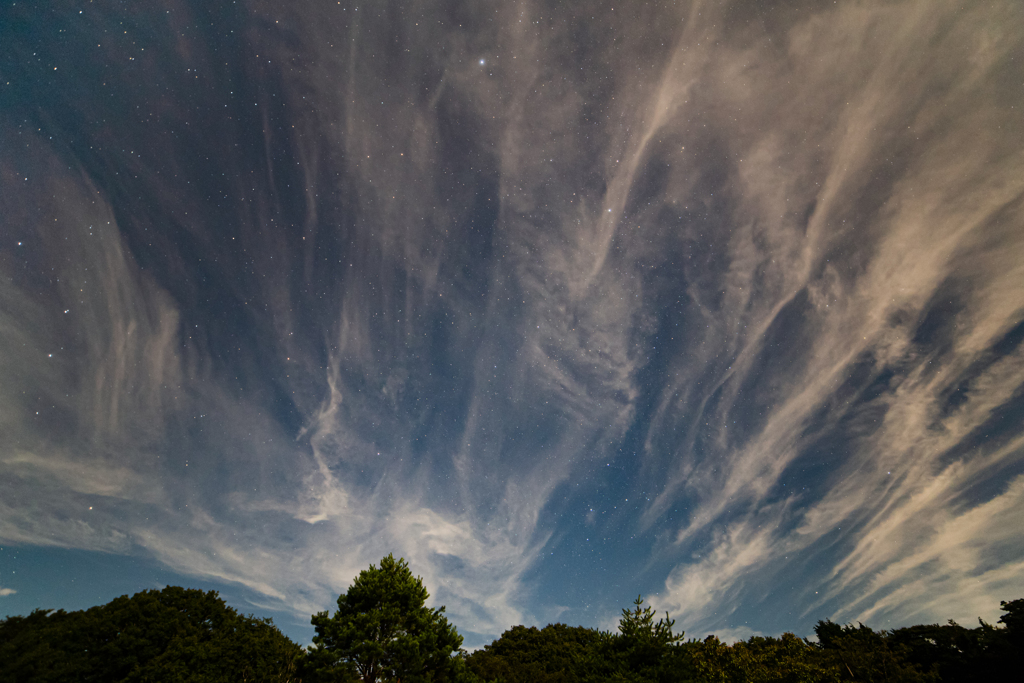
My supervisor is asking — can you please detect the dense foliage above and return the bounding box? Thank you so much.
[307,554,467,683]
[0,585,302,682]
[466,598,1023,683]
[2,565,1020,682]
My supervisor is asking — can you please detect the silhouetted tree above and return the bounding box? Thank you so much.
[466,623,607,682]
[609,596,692,682]
[309,554,467,683]
[814,619,934,682]
[0,586,302,683]
[466,596,694,683]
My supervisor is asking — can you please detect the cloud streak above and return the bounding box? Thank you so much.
[1,0,1022,644]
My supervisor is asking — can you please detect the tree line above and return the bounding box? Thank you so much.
[1,554,1019,682]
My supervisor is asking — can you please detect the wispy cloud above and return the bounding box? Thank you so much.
[632,0,1024,634]
[1,0,1021,645]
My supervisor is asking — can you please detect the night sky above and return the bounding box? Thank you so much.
[2,0,1024,648]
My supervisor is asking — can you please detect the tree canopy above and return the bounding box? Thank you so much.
[466,597,1023,683]
[1,567,1020,682]
[0,585,302,683]
[308,554,466,683]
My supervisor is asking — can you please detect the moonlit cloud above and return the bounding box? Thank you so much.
[1,0,1022,645]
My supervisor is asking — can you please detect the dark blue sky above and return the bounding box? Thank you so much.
[2,0,1023,648]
